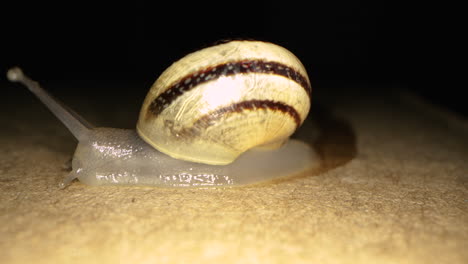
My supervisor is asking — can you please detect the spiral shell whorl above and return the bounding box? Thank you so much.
[137,40,311,165]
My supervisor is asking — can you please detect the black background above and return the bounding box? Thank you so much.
[2,1,462,116]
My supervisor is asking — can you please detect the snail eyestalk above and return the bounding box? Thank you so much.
[6,67,93,141]
[7,67,24,82]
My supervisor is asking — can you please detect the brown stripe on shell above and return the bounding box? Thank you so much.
[148,60,310,117]
[165,100,302,139]
[196,99,302,129]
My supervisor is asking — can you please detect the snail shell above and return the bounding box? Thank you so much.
[137,40,311,165]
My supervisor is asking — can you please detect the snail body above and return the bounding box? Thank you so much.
[7,40,318,188]
[69,128,314,187]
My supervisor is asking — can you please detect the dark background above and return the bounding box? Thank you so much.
[2,1,461,116]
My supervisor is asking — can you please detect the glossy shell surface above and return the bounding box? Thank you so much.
[137,40,311,165]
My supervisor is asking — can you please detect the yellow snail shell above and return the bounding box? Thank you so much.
[137,40,311,165]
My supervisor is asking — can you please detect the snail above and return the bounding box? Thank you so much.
[7,40,319,188]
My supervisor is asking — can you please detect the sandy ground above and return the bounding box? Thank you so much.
[1,82,467,264]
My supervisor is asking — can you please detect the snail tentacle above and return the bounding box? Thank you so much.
[7,67,93,141]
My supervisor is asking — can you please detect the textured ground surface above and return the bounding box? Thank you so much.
[1,82,467,264]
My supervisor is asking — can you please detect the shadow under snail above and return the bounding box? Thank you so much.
[7,40,320,188]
